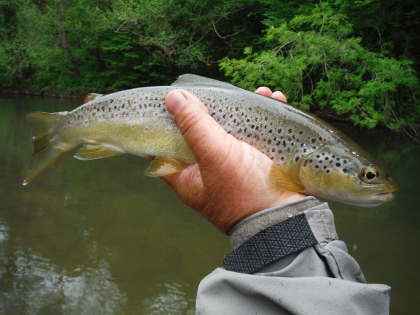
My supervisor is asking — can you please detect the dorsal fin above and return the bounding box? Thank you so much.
[83,93,104,104]
[171,74,240,90]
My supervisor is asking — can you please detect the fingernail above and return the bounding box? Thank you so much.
[166,90,187,115]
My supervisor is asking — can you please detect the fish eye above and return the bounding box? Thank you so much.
[362,168,377,181]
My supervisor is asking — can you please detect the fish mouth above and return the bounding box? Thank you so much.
[373,192,395,202]
[359,191,395,207]
[346,191,396,207]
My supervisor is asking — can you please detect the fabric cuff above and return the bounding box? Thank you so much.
[228,196,321,249]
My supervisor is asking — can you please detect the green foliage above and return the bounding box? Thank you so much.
[0,0,262,93]
[220,2,420,135]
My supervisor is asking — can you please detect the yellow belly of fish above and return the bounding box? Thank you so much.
[60,120,195,176]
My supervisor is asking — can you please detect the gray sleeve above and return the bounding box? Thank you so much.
[195,197,390,315]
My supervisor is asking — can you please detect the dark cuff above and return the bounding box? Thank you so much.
[224,197,322,274]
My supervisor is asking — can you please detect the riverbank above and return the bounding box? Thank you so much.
[0,88,83,99]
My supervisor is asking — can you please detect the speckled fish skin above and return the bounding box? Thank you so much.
[23,74,398,206]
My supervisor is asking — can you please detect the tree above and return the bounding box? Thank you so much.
[220,2,419,138]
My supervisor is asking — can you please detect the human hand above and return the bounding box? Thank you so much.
[163,87,305,232]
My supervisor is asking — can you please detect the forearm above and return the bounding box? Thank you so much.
[196,198,390,315]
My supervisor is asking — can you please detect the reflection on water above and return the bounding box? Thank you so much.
[0,96,419,314]
[143,282,194,315]
[1,248,126,315]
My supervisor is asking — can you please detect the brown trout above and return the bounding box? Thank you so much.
[23,74,397,206]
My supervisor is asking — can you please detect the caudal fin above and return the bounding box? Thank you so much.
[23,112,68,186]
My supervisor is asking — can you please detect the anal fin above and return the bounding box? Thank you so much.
[74,142,124,160]
[145,158,187,177]
[270,163,304,192]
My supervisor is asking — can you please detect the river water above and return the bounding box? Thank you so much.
[0,96,419,314]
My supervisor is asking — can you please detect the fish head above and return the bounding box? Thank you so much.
[299,144,398,207]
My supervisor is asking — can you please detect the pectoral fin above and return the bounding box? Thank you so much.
[270,163,304,192]
[145,158,187,177]
[74,143,124,160]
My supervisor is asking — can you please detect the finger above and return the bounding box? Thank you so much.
[165,89,231,166]
[272,91,287,103]
[255,87,272,97]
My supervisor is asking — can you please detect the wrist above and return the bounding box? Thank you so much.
[212,192,307,233]
[228,196,321,249]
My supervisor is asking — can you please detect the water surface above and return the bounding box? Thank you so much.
[0,96,418,314]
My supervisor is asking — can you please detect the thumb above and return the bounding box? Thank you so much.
[165,89,231,165]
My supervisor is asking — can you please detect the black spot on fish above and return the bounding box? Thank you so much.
[278,129,282,133]
[336,163,341,167]
[343,168,348,173]
[295,156,300,162]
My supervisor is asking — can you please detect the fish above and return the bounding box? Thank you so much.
[23,74,398,206]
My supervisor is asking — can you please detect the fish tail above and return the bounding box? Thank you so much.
[23,111,69,186]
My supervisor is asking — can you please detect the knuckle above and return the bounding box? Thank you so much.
[178,108,205,137]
